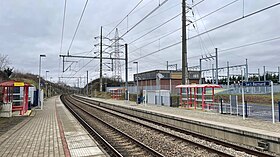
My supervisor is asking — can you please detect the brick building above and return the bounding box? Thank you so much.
[134,70,202,90]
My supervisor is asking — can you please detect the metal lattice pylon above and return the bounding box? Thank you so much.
[112,28,123,82]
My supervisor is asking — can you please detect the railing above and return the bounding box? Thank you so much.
[219,84,280,94]
[107,84,280,95]
[107,85,179,94]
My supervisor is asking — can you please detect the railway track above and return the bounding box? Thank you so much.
[61,95,164,157]
[70,95,276,157]
[62,95,242,157]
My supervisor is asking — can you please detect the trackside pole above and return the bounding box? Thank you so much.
[278,101,280,122]
[236,95,239,116]
[127,91,130,102]
[271,81,275,123]
[242,85,245,120]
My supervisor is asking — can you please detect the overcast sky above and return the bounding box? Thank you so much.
[0,0,280,86]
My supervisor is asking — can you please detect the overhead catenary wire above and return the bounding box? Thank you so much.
[128,0,206,45]
[129,2,280,64]
[105,0,144,37]
[128,0,239,56]
[194,6,215,50]
[129,13,181,44]
[127,28,180,56]
[102,0,168,54]
[114,1,186,38]
[219,36,280,53]
[60,0,67,55]
[95,0,168,59]
[169,35,280,63]
[59,0,68,79]
[67,0,89,54]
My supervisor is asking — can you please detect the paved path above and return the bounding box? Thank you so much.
[0,96,107,157]
[0,97,65,157]
[56,97,106,157]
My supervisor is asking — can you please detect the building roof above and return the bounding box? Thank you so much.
[176,84,222,88]
[0,80,33,87]
[134,69,201,81]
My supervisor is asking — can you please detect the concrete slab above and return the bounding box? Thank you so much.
[0,97,65,157]
[78,95,280,154]
[55,96,107,157]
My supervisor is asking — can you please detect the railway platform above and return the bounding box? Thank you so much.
[0,96,107,157]
[78,95,280,155]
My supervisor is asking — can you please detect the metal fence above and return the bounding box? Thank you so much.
[143,90,171,106]
[107,84,280,95]
[207,95,280,122]
[220,84,280,94]
[107,85,178,94]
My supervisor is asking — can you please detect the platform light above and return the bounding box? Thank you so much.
[38,54,46,110]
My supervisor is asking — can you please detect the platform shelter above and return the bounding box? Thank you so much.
[0,80,33,115]
[176,84,222,110]
[109,88,125,100]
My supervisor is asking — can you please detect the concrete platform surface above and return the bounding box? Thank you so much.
[0,97,65,157]
[77,96,280,154]
[85,96,280,137]
[0,96,107,157]
[55,96,107,157]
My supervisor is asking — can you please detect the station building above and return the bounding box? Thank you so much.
[133,70,202,90]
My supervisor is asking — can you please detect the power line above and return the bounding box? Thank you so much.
[103,0,168,53]
[59,0,67,79]
[67,0,89,54]
[128,0,237,56]
[129,41,180,63]
[60,0,67,55]
[129,2,280,63]
[219,36,280,53]
[193,0,239,24]
[188,2,280,40]
[194,6,215,49]
[128,0,206,45]
[108,2,181,37]
[129,13,181,44]
[129,28,181,55]
[105,0,144,37]
[170,35,280,63]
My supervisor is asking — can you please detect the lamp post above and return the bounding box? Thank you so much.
[45,70,49,98]
[38,54,46,109]
[45,70,49,80]
[50,77,52,97]
[133,62,139,103]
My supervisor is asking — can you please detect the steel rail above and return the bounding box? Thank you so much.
[61,95,164,157]
[60,95,123,157]
[70,95,233,157]
[72,95,276,157]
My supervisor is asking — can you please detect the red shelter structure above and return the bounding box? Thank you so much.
[109,88,125,100]
[176,84,222,110]
[0,80,32,115]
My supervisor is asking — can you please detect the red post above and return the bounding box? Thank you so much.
[190,88,192,108]
[194,87,197,109]
[24,86,29,113]
[202,87,205,111]
[180,88,182,107]
[211,87,215,109]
